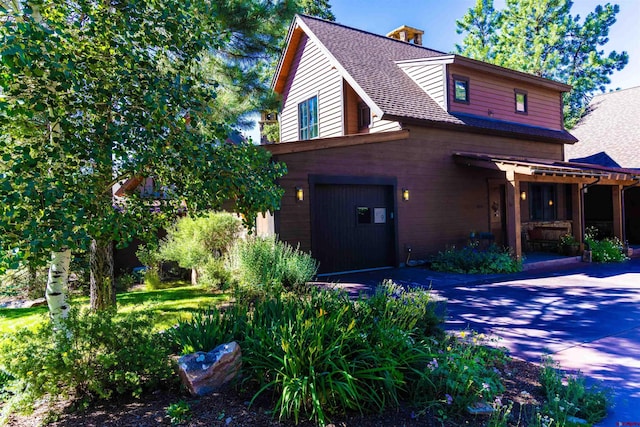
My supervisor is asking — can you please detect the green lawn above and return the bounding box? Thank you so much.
[0,284,230,334]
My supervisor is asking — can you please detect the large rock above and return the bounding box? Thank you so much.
[177,341,242,396]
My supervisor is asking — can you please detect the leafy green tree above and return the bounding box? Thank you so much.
[0,0,288,314]
[456,0,628,127]
[158,212,241,286]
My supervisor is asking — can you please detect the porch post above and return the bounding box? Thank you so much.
[612,184,623,240]
[505,171,522,259]
[571,184,584,249]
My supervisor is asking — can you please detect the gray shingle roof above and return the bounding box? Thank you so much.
[566,86,640,169]
[297,15,576,144]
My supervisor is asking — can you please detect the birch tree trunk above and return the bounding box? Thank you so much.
[90,238,116,311]
[46,249,71,326]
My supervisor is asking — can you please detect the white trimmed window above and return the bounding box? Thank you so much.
[298,96,318,140]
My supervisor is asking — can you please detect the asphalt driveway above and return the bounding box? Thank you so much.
[320,258,640,426]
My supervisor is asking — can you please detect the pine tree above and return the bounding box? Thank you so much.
[456,0,628,127]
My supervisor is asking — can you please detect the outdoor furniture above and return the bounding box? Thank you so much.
[526,226,568,251]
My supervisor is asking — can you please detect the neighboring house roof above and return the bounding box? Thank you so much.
[566,86,640,169]
[273,14,577,144]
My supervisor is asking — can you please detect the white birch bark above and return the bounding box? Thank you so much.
[46,249,71,326]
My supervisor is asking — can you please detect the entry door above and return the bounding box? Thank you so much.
[312,184,395,274]
[488,181,507,246]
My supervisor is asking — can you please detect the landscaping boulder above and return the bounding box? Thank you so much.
[177,341,242,396]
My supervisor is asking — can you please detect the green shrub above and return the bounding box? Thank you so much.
[199,257,234,290]
[165,305,248,355]
[143,268,164,290]
[539,356,609,424]
[159,211,241,275]
[164,281,443,425]
[430,243,521,274]
[166,400,191,425]
[0,308,176,413]
[584,226,627,263]
[228,236,317,290]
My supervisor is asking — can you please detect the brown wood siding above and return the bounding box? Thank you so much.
[279,34,343,142]
[398,63,446,109]
[447,64,564,130]
[274,126,564,263]
[343,81,360,135]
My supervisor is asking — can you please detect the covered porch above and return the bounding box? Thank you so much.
[454,152,640,260]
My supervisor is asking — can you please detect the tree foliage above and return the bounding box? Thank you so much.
[0,0,298,308]
[456,0,628,128]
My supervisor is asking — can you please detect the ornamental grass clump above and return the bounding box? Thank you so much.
[166,281,445,425]
[227,236,318,291]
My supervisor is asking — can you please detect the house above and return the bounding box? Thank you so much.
[565,87,640,243]
[259,15,639,274]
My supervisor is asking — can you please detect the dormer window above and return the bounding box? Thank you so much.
[358,102,371,130]
[515,89,528,114]
[298,95,318,140]
[453,75,469,103]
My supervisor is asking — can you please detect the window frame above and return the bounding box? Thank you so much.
[298,95,319,140]
[358,102,371,130]
[515,89,528,114]
[452,75,470,104]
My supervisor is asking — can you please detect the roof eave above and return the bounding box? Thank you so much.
[384,114,578,145]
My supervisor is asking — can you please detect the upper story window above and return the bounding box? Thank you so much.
[298,95,318,140]
[515,89,528,114]
[453,75,469,103]
[358,102,371,130]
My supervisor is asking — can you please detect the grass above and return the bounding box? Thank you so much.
[0,283,230,334]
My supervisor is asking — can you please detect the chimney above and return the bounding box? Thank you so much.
[386,25,424,46]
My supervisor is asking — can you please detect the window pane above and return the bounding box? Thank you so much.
[529,184,556,221]
[357,207,371,224]
[454,80,468,102]
[298,96,318,140]
[516,92,527,112]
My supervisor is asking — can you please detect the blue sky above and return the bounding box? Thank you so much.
[330,0,639,90]
[246,0,639,141]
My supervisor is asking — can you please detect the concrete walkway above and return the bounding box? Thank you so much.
[319,258,640,426]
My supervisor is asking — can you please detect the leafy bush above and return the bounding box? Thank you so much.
[0,308,176,413]
[159,211,241,286]
[415,331,506,412]
[430,243,522,274]
[227,236,317,291]
[539,356,609,424]
[199,257,234,290]
[166,282,445,425]
[166,400,192,425]
[584,226,626,263]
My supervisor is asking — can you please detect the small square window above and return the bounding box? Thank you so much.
[356,207,371,224]
[515,90,528,113]
[453,75,469,103]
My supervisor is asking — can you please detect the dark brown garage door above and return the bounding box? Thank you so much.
[312,183,395,274]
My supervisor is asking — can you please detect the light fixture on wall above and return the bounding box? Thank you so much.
[520,191,527,201]
[295,187,304,202]
[548,199,554,206]
[402,188,410,201]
